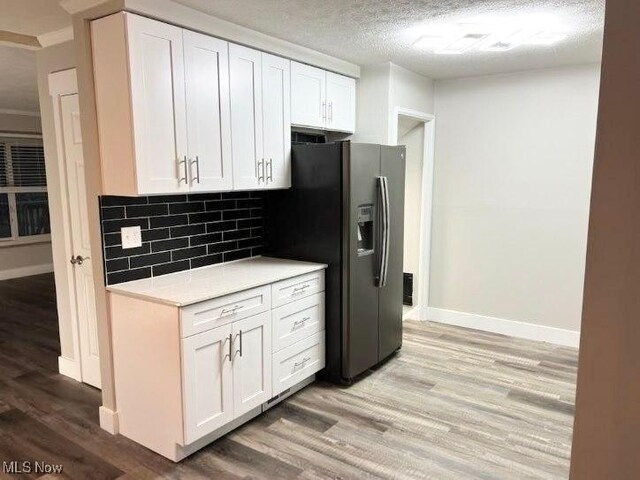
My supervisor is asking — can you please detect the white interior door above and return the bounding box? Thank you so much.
[261,53,291,189]
[291,61,326,129]
[126,14,188,194]
[232,312,271,417]
[229,43,263,190]
[60,94,101,389]
[182,324,234,444]
[326,72,356,133]
[184,31,233,192]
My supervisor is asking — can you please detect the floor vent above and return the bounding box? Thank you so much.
[403,273,413,306]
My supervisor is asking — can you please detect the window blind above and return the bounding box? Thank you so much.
[10,144,47,187]
[0,144,6,187]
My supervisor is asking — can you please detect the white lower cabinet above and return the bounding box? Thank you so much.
[110,267,326,462]
[182,311,271,443]
[232,312,272,416]
[182,324,234,444]
[273,331,326,396]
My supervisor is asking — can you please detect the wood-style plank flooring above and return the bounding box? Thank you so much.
[0,274,577,479]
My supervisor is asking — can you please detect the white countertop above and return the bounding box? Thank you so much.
[106,256,327,307]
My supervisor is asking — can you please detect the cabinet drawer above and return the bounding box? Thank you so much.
[272,293,325,352]
[272,331,325,395]
[181,286,271,337]
[271,271,325,308]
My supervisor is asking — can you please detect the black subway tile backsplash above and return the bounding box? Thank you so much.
[100,192,265,285]
[126,203,169,218]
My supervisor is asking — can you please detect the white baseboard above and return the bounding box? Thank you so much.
[58,355,82,381]
[99,406,119,434]
[0,263,54,281]
[426,307,580,348]
[403,304,420,321]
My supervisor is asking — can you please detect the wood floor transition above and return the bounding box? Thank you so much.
[0,274,577,479]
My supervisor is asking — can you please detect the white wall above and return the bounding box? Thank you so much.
[36,41,76,360]
[354,62,434,145]
[389,63,435,119]
[430,64,601,337]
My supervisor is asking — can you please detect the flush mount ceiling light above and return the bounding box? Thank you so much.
[436,32,491,54]
[524,31,569,45]
[412,16,568,55]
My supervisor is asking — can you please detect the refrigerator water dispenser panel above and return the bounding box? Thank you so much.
[357,204,374,256]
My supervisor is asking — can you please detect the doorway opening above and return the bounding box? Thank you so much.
[392,108,435,321]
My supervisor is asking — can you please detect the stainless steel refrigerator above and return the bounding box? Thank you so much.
[266,141,406,384]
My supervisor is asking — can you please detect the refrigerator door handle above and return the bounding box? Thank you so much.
[377,176,390,288]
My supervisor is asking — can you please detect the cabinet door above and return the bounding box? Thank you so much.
[182,324,234,444]
[229,44,263,190]
[184,31,233,192]
[126,14,189,194]
[291,61,326,129]
[232,312,272,417]
[262,53,291,189]
[326,72,356,133]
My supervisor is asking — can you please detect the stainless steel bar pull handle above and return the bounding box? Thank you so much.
[376,176,390,288]
[329,102,333,123]
[226,333,232,360]
[178,156,188,184]
[258,158,265,182]
[190,156,201,184]
[322,101,326,121]
[238,330,243,357]
[267,158,273,182]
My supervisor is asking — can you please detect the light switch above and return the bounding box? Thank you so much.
[121,226,142,249]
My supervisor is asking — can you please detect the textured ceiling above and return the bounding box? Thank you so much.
[176,0,604,78]
[0,0,70,37]
[0,46,39,112]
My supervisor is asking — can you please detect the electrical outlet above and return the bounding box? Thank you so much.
[121,226,142,249]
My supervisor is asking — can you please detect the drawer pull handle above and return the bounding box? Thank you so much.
[293,317,311,328]
[294,357,311,368]
[220,305,243,317]
[292,284,310,294]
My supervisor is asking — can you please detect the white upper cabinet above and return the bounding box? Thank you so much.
[262,53,291,189]
[184,31,233,192]
[92,13,352,195]
[291,61,356,133]
[127,15,189,194]
[230,45,291,190]
[229,44,264,190]
[92,13,190,195]
[92,12,234,195]
[290,62,326,130]
[326,72,356,133]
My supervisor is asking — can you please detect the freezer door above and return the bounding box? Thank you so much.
[378,146,406,361]
[344,143,381,379]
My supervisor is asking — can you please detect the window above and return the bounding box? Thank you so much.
[0,136,50,245]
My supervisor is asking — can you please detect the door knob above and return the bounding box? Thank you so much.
[70,255,89,265]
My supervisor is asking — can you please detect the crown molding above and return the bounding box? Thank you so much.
[37,26,74,48]
[60,0,114,15]
[0,30,40,50]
